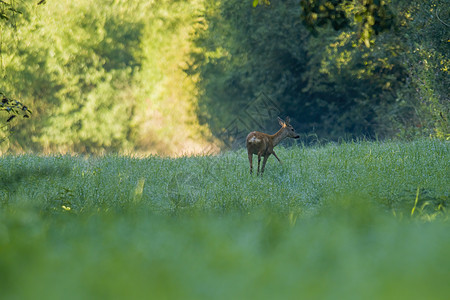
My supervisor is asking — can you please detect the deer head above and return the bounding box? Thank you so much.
[278,116,300,140]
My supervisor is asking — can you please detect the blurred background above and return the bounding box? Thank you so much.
[0,0,448,155]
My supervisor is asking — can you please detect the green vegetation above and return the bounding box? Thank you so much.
[191,0,449,141]
[1,2,449,299]
[1,0,209,155]
[1,140,449,298]
[1,0,449,155]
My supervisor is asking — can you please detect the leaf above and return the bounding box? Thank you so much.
[411,187,420,217]
[8,7,22,14]
[253,0,259,7]
[7,115,16,122]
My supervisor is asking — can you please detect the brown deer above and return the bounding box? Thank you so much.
[246,117,299,175]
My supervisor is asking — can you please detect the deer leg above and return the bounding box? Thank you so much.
[248,152,253,174]
[272,151,282,164]
[261,155,270,174]
[257,154,262,175]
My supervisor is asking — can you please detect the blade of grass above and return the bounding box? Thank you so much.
[411,186,420,217]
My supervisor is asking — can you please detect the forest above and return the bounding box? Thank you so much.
[1,2,449,298]
[0,0,448,155]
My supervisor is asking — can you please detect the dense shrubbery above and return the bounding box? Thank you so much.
[0,0,209,155]
[0,0,448,154]
[191,0,449,141]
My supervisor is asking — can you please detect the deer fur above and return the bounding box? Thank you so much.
[246,117,299,175]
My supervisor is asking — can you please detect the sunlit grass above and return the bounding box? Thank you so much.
[0,139,449,299]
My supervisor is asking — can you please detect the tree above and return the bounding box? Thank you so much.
[189,0,449,144]
[1,0,211,154]
[189,0,405,141]
[299,0,395,47]
[298,0,449,139]
[0,1,35,149]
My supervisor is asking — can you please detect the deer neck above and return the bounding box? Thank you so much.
[271,128,288,147]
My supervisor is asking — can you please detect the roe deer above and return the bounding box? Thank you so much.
[246,117,299,175]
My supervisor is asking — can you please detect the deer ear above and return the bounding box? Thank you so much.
[278,117,285,127]
[285,116,290,125]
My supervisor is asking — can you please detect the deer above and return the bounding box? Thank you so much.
[246,117,299,175]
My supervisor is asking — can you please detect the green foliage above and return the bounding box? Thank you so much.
[189,0,448,143]
[391,0,449,140]
[252,0,271,7]
[0,1,32,146]
[0,92,31,121]
[0,92,32,149]
[300,0,350,32]
[1,0,448,155]
[300,0,396,47]
[190,0,312,137]
[0,0,210,155]
[0,91,31,139]
[0,140,449,298]
[132,0,210,154]
[0,0,21,21]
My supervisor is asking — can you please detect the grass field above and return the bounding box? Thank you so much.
[1,139,449,299]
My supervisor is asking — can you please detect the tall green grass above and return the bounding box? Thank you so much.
[1,140,449,299]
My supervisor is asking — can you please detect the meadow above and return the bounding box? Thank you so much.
[0,139,449,299]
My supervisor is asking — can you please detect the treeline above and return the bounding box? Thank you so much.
[0,0,210,155]
[0,0,448,154]
[190,0,449,142]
